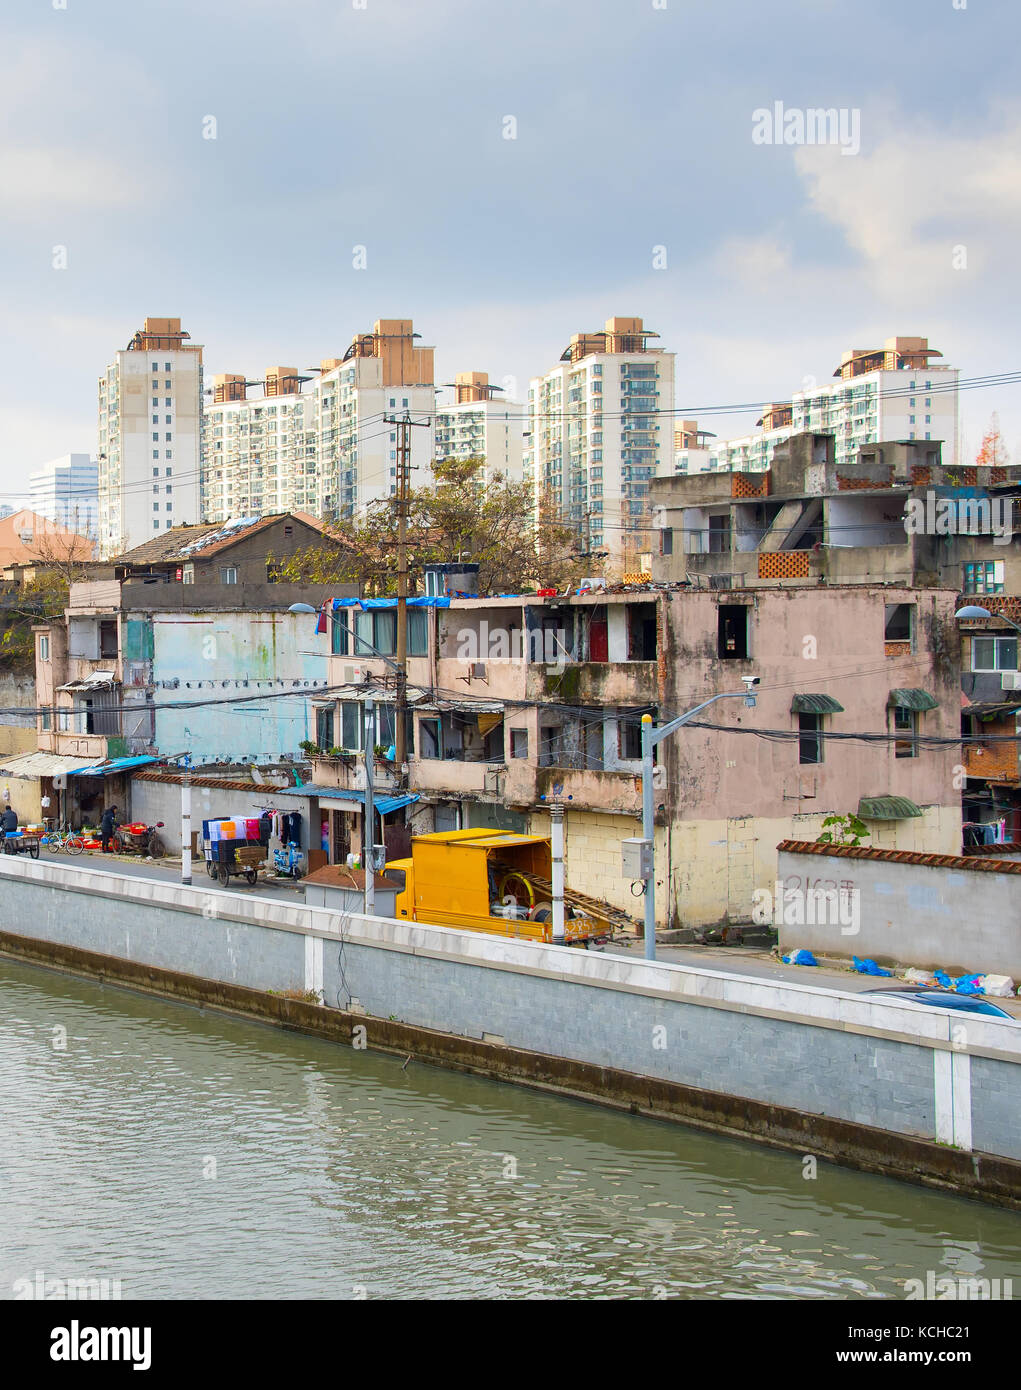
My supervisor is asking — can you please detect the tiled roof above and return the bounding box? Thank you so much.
[777,839,1021,875]
[113,512,326,566]
[131,769,290,793]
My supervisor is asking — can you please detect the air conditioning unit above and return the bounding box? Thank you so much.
[1001,672,1021,691]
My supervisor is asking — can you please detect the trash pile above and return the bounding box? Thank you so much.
[779,946,1017,997]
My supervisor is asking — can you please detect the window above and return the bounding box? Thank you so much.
[166,485,172,494]
[799,713,823,765]
[660,528,673,556]
[165,432,172,441]
[538,725,563,767]
[165,503,173,511]
[220,567,238,585]
[41,710,52,731]
[166,468,172,476]
[341,701,362,750]
[884,603,914,648]
[38,635,50,661]
[893,704,917,758]
[618,713,644,761]
[153,503,160,513]
[718,604,749,659]
[153,452,159,460]
[972,635,1018,672]
[152,433,159,442]
[408,607,428,656]
[419,717,441,759]
[182,564,194,585]
[164,362,171,371]
[963,561,1004,595]
[165,415,172,425]
[331,616,350,655]
[316,707,334,750]
[510,728,528,759]
[152,414,159,424]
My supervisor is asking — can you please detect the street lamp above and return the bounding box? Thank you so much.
[640,680,758,961]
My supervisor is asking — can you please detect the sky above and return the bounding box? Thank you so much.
[2,0,1020,499]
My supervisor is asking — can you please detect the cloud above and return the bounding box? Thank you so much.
[793,103,1021,295]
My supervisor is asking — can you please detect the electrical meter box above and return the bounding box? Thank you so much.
[621,837,654,879]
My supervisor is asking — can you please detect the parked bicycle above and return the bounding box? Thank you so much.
[44,825,86,855]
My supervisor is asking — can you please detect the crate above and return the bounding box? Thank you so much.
[235,846,265,867]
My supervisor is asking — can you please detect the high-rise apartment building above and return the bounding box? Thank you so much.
[97,318,203,557]
[709,337,959,473]
[28,453,99,538]
[525,316,675,572]
[202,369,316,522]
[315,319,435,521]
[434,372,524,482]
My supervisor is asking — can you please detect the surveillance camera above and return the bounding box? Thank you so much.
[741,676,760,688]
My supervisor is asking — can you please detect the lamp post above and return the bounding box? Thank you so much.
[640,683,758,961]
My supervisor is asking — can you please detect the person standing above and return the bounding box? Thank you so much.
[100,804,119,854]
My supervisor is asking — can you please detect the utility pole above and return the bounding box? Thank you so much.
[363,697,375,918]
[383,411,429,779]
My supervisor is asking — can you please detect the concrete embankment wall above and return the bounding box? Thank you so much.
[1,855,1019,1206]
[777,841,1021,978]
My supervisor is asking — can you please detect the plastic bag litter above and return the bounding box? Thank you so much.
[982,974,1016,998]
[934,969,985,995]
[852,956,892,977]
[782,948,818,966]
[902,968,938,986]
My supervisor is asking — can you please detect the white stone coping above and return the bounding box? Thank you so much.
[2,854,1019,1062]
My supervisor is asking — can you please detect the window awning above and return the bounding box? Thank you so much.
[68,755,160,777]
[888,688,939,711]
[791,693,844,714]
[857,796,924,821]
[57,671,117,693]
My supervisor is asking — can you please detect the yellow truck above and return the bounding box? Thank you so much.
[386,829,625,944]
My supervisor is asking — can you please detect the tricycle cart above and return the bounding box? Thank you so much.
[205,842,265,887]
[3,830,41,859]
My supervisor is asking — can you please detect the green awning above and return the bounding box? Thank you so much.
[791,693,844,714]
[858,796,924,821]
[888,688,939,712]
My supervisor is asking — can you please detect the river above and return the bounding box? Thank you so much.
[0,957,1017,1300]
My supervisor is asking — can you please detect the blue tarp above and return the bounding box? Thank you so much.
[68,756,160,777]
[330,596,450,611]
[331,594,450,611]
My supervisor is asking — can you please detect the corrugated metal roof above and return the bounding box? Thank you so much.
[0,752,97,778]
[888,688,939,711]
[273,785,420,816]
[790,693,844,714]
[857,796,924,821]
